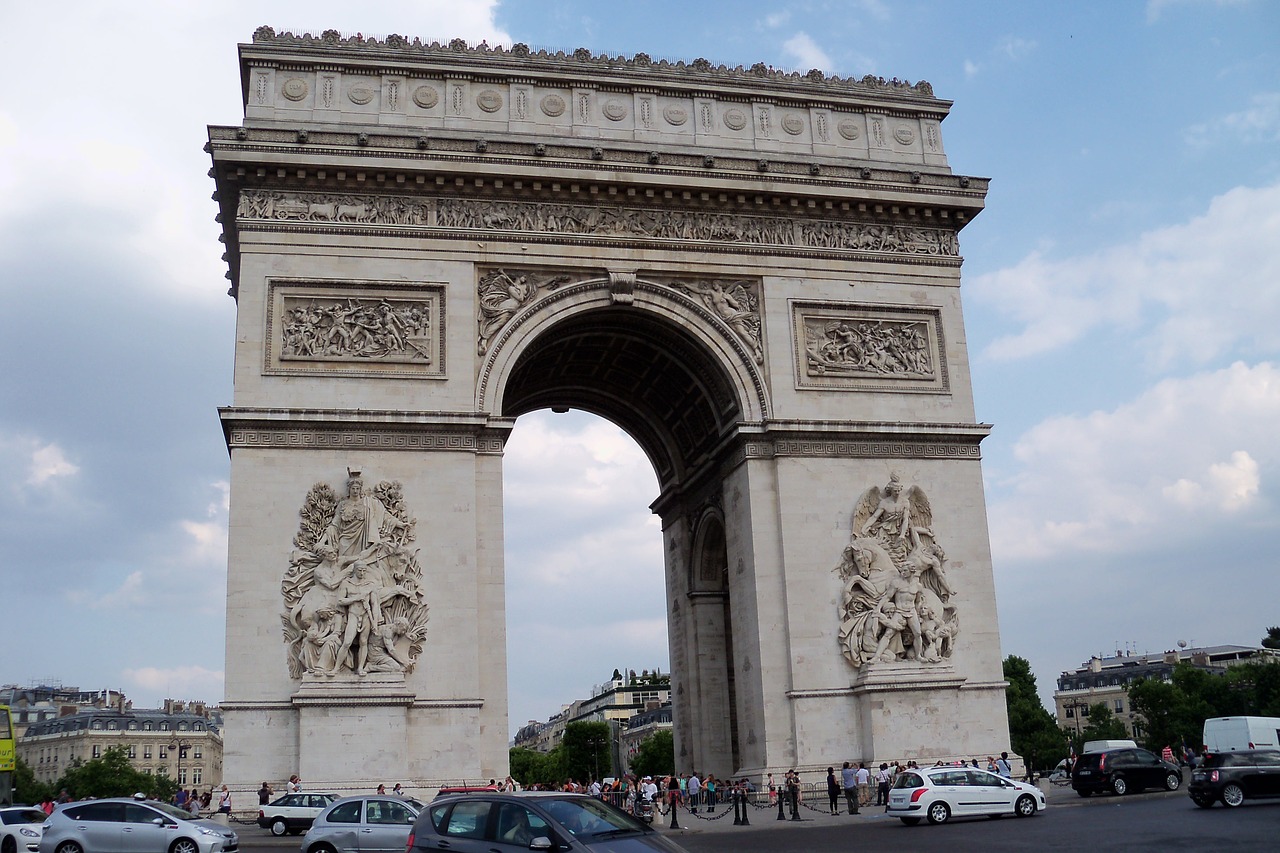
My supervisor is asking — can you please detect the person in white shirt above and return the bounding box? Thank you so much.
[588,779,602,798]
[996,751,1013,777]
[854,763,871,807]
[641,777,659,802]
[687,773,702,812]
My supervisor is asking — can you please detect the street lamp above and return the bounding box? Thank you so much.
[168,739,193,788]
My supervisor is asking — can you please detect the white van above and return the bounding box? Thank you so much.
[1202,716,1280,751]
[1081,739,1137,754]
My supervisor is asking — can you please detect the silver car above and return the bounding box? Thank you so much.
[40,798,237,853]
[300,796,423,853]
[1,807,48,853]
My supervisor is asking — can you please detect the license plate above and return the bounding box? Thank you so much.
[1077,770,1091,776]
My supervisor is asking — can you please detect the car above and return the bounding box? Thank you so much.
[1189,748,1280,808]
[1,807,48,853]
[256,793,337,836]
[409,790,690,851]
[1071,747,1183,797]
[885,766,1046,826]
[39,797,237,853]
[300,795,424,853]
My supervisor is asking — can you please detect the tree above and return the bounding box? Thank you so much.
[55,747,175,801]
[13,755,53,805]
[509,747,549,786]
[560,722,612,783]
[1002,656,1067,772]
[1262,627,1280,650]
[1075,703,1130,749]
[629,731,675,779]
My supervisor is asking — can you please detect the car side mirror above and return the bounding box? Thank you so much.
[529,837,554,851]
[152,818,166,826]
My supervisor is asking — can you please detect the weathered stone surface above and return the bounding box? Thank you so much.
[212,30,1009,791]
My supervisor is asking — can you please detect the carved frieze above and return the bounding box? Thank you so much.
[835,475,959,669]
[265,280,446,379]
[652,277,763,364]
[235,190,960,260]
[791,301,949,393]
[281,470,430,680]
[475,268,571,355]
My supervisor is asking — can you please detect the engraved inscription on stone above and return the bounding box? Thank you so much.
[663,105,688,126]
[412,85,439,109]
[835,475,959,668]
[603,100,628,121]
[781,113,805,136]
[281,470,430,680]
[541,94,566,117]
[282,78,308,101]
[792,302,948,393]
[348,84,375,105]
[476,89,503,113]
[723,109,747,131]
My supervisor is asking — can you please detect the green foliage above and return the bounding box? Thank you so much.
[1127,657,1280,750]
[14,755,53,805]
[1262,627,1280,651]
[55,746,175,801]
[1002,656,1067,771]
[561,722,612,783]
[509,747,551,786]
[1077,703,1130,745]
[629,731,675,778]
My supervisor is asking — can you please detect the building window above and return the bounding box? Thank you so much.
[108,721,117,731]
[193,722,204,731]
[128,745,137,759]
[160,722,170,731]
[192,768,203,785]
[179,769,188,785]
[194,747,203,759]
[1114,699,1124,712]
[178,722,187,732]
[1081,706,1090,717]
[92,745,101,758]
[128,721,138,731]
[1065,707,1074,718]
[144,747,152,759]
[159,748,168,760]
[92,721,103,731]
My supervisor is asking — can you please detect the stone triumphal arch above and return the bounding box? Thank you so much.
[210,28,1011,789]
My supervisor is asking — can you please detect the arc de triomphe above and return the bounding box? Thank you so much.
[209,28,1012,789]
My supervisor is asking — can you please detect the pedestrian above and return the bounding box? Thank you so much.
[376,784,386,795]
[876,763,891,806]
[996,752,1013,777]
[705,775,716,809]
[840,761,859,814]
[687,771,701,813]
[258,782,273,806]
[1161,744,1175,764]
[855,762,871,806]
[825,767,840,814]
[393,783,404,796]
[217,785,232,814]
[766,771,776,805]
[287,774,301,793]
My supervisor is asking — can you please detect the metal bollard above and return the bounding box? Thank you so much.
[789,785,800,821]
[776,786,787,820]
[740,788,750,826]
[669,795,681,830]
[732,789,742,825]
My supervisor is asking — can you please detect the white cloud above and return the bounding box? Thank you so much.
[781,32,834,72]
[963,59,980,78]
[997,36,1037,61]
[0,434,80,491]
[988,362,1280,561]
[80,570,149,610]
[972,182,1280,366]
[27,442,80,486]
[1185,91,1280,148]
[761,11,791,29]
[122,665,225,704]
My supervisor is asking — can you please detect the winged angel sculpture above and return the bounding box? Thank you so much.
[281,472,430,679]
[835,474,959,667]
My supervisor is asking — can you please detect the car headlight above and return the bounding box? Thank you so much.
[197,826,225,837]
[20,828,41,838]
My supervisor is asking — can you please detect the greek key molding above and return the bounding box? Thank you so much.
[791,300,949,394]
[225,427,506,454]
[723,434,984,471]
[236,190,960,260]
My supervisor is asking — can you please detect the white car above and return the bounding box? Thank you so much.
[1,807,48,853]
[886,766,1046,825]
[256,793,336,836]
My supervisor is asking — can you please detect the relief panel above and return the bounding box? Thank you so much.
[791,300,948,394]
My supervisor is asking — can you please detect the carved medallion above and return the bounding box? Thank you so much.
[412,85,439,109]
[476,89,503,113]
[281,471,430,680]
[540,94,566,117]
[894,125,915,145]
[781,113,805,136]
[835,475,959,669]
[663,105,688,126]
[723,109,748,131]
[282,78,309,101]
[602,100,628,121]
[837,118,860,140]
[348,84,375,105]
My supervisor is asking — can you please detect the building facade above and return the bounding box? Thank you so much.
[1053,645,1279,739]
[18,700,224,788]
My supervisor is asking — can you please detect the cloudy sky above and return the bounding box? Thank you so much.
[2,1,1277,738]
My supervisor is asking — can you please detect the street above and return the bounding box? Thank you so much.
[234,787,1279,853]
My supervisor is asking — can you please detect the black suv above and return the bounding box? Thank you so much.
[1071,747,1183,797]
[1189,749,1280,808]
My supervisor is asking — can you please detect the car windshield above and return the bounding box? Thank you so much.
[540,798,646,837]
[3,810,48,825]
[147,802,200,821]
[892,772,924,789]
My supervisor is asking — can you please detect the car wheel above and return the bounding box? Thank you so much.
[1015,794,1037,817]
[1165,772,1181,791]
[926,801,951,825]
[899,817,921,826]
[1221,783,1245,808]
[55,842,84,853]
[271,818,289,836]
[170,839,199,853]
[309,844,338,853]
[1192,794,1214,809]
[1111,776,1128,796]
[3,836,17,853]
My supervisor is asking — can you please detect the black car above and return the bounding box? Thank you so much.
[408,792,689,852]
[1071,747,1183,797]
[1189,749,1280,808]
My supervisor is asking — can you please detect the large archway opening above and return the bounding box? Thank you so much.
[498,305,750,776]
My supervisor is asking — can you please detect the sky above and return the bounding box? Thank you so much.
[2,1,1278,740]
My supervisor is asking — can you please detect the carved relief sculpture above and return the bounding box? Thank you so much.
[804,316,933,378]
[281,470,430,679]
[667,279,763,364]
[835,475,959,668]
[475,268,570,353]
[281,297,434,363]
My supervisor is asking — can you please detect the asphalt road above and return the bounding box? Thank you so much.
[234,787,1278,853]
